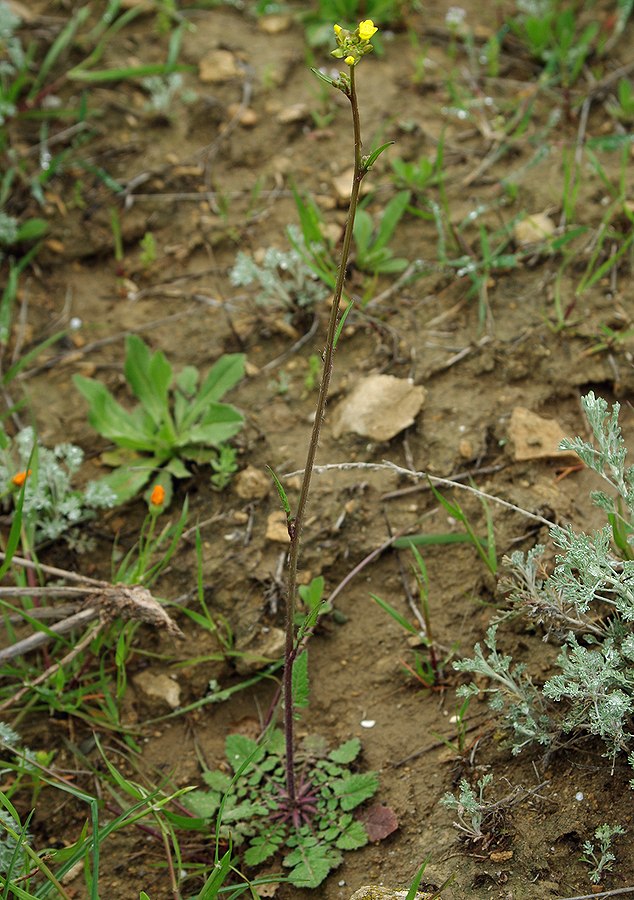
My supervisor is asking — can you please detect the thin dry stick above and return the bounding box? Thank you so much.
[0,608,98,664]
[0,620,105,712]
[557,890,634,900]
[261,313,320,372]
[380,462,505,500]
[284,461,555,528]
[20,309,196,379]
[0,586,98,598]
[0,552,110,586]
[326,529,410,607]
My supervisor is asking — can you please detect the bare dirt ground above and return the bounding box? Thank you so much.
[3,1,634,897]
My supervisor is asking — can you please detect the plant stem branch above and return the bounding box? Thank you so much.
[282,66,363,806]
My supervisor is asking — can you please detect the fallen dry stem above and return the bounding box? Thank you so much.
[0,620,105,712]
[284,461,554,527]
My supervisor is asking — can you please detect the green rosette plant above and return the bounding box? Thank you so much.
[74,335,245,505]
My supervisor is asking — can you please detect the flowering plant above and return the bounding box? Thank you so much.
[331,18,378,66]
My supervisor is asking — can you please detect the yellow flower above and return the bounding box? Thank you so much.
[149,484,165,507]
[345,55,356,65]
[11,469,31,487]
[333,23,342,35]
[358,19,378,41]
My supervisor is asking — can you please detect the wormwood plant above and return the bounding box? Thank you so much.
[440,773,496,843]
[74,336,245,504]
[230,231,330,314]
[202,19,388,888]
[580,823,625,884]
[455,392,634,768]
[0,426,116,549]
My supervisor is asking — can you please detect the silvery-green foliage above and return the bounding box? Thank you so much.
[0,212,18,245]
[454,625,552,754]
[500,544,606,639]
[548,524,634,618]
[580,823,625,884]
[440,773,494,841]
[559,391,634,522]
[230,228,329,311]
[458,392,634,765]
[0,427,116,545]
[0,722,33,877]
[543,636,633,759]
[0,808,30,878]
[141,73,196,115]
[0,722,20,750]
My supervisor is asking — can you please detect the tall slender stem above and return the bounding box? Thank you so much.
[283,66,364,805]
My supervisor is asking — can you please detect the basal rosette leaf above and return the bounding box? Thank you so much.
[123,334,173,428]
[328,737,361,765]
[225,734,263,774]
[332,771,379,811]
[179,353,245,431]
[179,403,244,447]
[73,375,155,450]
[283,840,343,888]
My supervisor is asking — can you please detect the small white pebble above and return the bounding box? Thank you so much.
[69,316,82,330]
[338,881,346,887]
[575,791,584,801]
[361,719,376,728]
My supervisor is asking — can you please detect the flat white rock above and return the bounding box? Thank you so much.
[332,375,426,442]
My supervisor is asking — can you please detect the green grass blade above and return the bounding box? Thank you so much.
[67,63,193,83]
[406,857,430,900]
[28,6,91,100]
[1,331,65,385]
[370,592,418,635]
[392,533,478,549]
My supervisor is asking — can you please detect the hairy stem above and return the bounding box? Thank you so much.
[283,66,363,805]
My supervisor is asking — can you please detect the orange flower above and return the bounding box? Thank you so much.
[11,469,32,487]
[149,484,165,507]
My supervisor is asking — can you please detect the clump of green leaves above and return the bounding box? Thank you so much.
[511,4,599,88]
[391,153,441,195]
[74,336,245,504]
[185,730,378,888]
[0,426,116,548]
[580,823,625,884]
[455,392,634,768]
[353,190,411,275]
